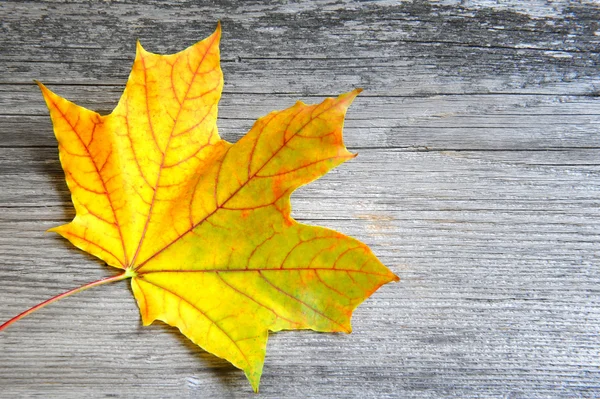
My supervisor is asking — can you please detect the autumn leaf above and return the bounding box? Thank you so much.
[0,23,399,392]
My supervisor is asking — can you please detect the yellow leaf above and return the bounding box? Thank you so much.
[4,23,399,392]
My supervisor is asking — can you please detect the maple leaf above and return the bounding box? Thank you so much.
[0,23,399,392]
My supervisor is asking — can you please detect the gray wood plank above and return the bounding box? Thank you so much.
[1,0,599,398]
[2,91,600,150]
[2,0,600,96]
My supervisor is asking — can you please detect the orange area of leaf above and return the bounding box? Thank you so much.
[37,23,399,392]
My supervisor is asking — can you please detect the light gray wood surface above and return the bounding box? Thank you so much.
[1,1,599,398]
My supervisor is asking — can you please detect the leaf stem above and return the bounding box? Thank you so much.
[0,272,130,332]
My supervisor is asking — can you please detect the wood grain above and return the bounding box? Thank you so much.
[1,1,599,398]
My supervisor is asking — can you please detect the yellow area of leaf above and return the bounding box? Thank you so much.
[39,23,399,392]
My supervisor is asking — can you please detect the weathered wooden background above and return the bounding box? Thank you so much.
[1,1,599,398]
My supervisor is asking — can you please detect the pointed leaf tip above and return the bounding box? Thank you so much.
[135,39,149,58]
[36,80,50,96]
[209,21,222,43]
[336,88,362,108]
[249,374,260,393]
[36,81,63,109]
